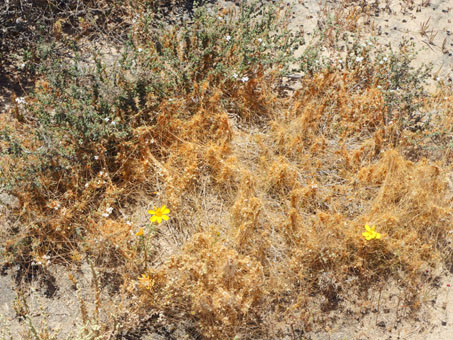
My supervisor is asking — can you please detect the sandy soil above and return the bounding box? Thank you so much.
[287,0,453,85]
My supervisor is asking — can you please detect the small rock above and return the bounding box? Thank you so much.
[377,321,386,328]
[442,321,447,326]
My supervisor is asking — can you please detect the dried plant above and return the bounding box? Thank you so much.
[419,17,431,37]
[1,1,453,339]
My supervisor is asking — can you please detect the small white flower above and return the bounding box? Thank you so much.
[258,38,263,43]
[15,97,26,104]
[102,213,109,217]
[377,85,382,89]
[126,221,132,226]
[383,57,388,62]
[241,76,249,83]
[226,35,231,41]
[106,207,113,214]
[85,183,89,188]
[137,48,143,53]
[94,155,99,160]
[436,77,440,81]
[111,121,116,126]
[233,73,238,79]
[218,16,223,21]
[20,63,26,69]
[356,56,364,62]
[104,117,110,122]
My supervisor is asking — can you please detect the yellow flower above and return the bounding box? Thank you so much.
[138,273,154,290]
[362,224,381,240]
[148,205,170,224]
[135,228,144,236]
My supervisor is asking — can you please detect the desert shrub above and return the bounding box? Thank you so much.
[0,0,137,91]
[123,30,452,339]
[1,1,453,339]
[0,0,304,264]
[119,51,452,339]
[0,0,191,96]
[128,0,305,115]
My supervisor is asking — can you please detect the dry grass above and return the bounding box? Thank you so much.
[120,68,452,339]
[1,1,453,339]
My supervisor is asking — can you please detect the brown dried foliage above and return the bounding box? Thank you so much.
[2,36,453,340]
[121,68,453,338]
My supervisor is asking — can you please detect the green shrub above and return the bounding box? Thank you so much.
[0,0,307,259]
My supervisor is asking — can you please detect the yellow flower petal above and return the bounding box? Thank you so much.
[135,228,144,236]
[375,232,381,239]
[148,210,155,215]
[365,224,371,232]
[162,208,170,214]
[150,215,158,222]
[162,214,169,221]
[371,225,375,232]
[363,231,372,240]
[156,216,162,224]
